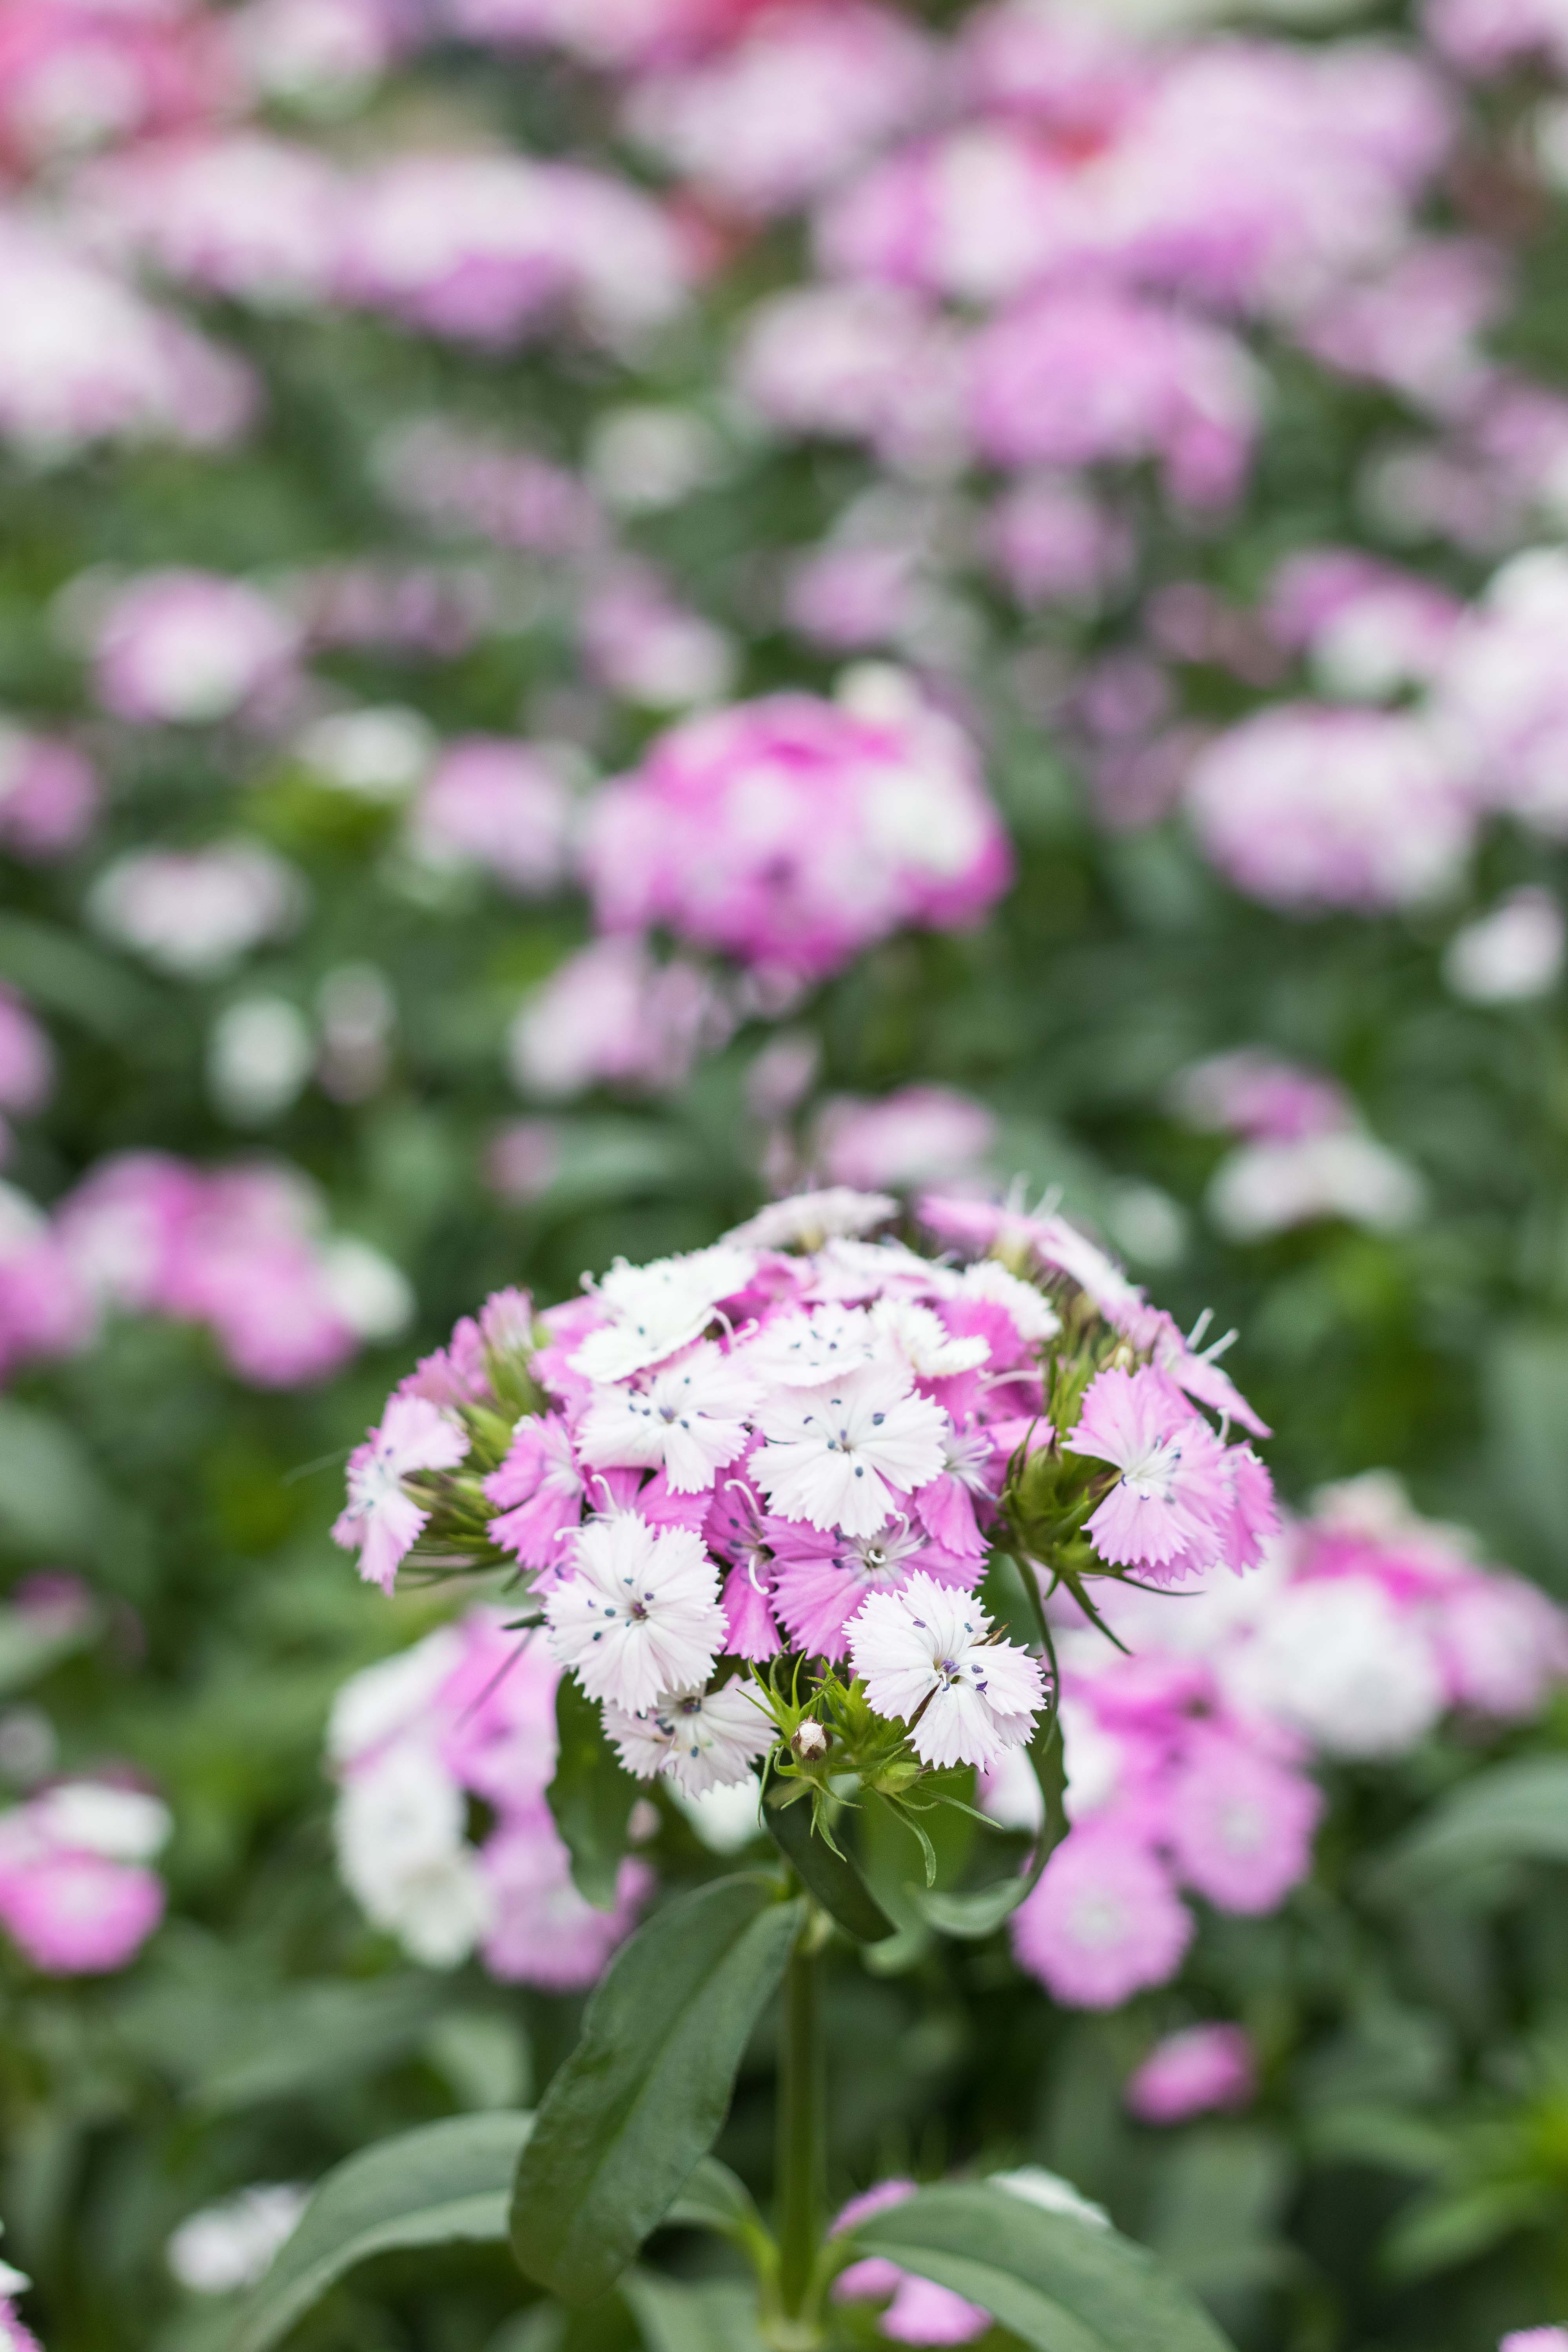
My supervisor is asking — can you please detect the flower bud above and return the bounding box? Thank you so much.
[791,1720,831,1762]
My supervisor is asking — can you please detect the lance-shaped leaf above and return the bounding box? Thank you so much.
[548,1674,640,1909]
[226,2112,532,2352]
[1363,1757,1568,1909]
[510,1872,802,2305]
[621,2271,770,2352]
[763,1784,895,1944]
[844,2181,1236,2352]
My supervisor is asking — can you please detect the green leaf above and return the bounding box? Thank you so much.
[0,1402,110,1557]
[0,915,162,1042]
[1381,2179,1557,2280]
[548,1675,640,1909]
[510,1872,801,2306]
[762,1784,895,1944]
[225,2112,532,2352]
[0,1597,96,1696]
[846,2181,1237,2352]
[1364,1759,1568,1908]
[664,2156,768,2249]
[195,1975,447,2112]
[621,2272,769,2352]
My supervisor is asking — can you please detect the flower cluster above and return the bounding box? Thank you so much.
[581,671,1012,990]
[1002,1471,1568,2009]
[0,1779,170,1976]
[332,1193,1275,1866]
[328,1611,649,1982]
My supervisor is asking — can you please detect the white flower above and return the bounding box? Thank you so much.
[333,1739,492,1966]
[753,1363,949,1536]
[989,2167,1109,2231]
[951,1258,1060,1343]
[33,1782,171,1860]
[604,1678,772,1797]
[576,1342,760,1492]
[545,1512,726,1713]
[725,1188,897,1247]
[666,1775,767,1853]
[869,1295,990,1378]
[167,2184,310,2294]
[1207,1132,1425,1241]
[739,1302,878,1387]
[326,1624,464,1766]
[570,1243,755,1382]
[1444,886,1564,1004]
[1224,1575,1445,1758]
[848,1570,1043,1771]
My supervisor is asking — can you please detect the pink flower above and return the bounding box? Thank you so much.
[485,1412,585,1573]
[0,2298,41,2352]
[409,737,573,895]
[1125,2024,1256,2125]
[1169,1049,1354,1146]
[0,1847,164,1975]
[581,682,1011,987]
[1065,1367,1230,1577]
[1184,704,1475,913]
[1163,1727,1322,1915]
[968,288,1261,509]
[623,4,936,218]
[91,570,301,727]
[508,936,727,1100]
[772,1515,969,1662]
[830,2180,991,2347]
[815,1087,995,1193]
[0,989,51,1120]
[332,1394,469,1592]
[1497,2332,1568,2352]
[0,727,99,860]
[479,1816,650,1990]
[1011,1824,1194,2009]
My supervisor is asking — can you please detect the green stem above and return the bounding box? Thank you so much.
[776,1912,826,2325]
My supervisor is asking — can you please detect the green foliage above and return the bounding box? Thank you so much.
[510,1875,803,2303]
[547,1676,641,1911]
[843,2181,1237,2352]
[226,2112,534,2352]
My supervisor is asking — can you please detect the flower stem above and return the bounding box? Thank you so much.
[776,1910,826,2327]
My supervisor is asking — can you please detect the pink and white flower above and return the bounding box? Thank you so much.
[332,1394,469,1593]
[1064,1367,1230,1577]
[604,1677,771,1797]
[576,1343,761,1493]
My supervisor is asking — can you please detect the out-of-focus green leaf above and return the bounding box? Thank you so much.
[225,2111,533,2352]
[0,1401,110,1555]
[1365,1759,1568,1907]
[510,1874,801,2305]
[663,2156,767,2249]
[0,915,162,1040]
[0,1597,96,1693]
[621,2272,768,2352]
[1381,2179,1557,2280]
[191,1976,448,2112]
[548,1675,640,1911]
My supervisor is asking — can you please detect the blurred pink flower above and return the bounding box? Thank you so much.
[1012,1824,1194,2009]
[0,727,99,860]
[410,738,573,894]
[1125,2023,1256,2125]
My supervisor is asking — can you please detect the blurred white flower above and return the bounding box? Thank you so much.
[1443,886,1565,1004]
[167,2184,309,2295]
[208,996,314,1125]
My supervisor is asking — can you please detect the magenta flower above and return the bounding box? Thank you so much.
[1125,2024,1256,2125]
[479,1816,651,1990]
[829,2181,990,2347]
[1064,1366,1230,1576]
[332,1394,469,1593]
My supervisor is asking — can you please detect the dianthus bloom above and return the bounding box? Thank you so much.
[0,1780,171,1975]
[581,673,1012,987]
[332,1189,1271,1882]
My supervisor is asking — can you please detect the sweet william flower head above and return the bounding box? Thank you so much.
[848,1570,1044,1771]
[1064,1365,1232,1579]
[545,1510,726,1713]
